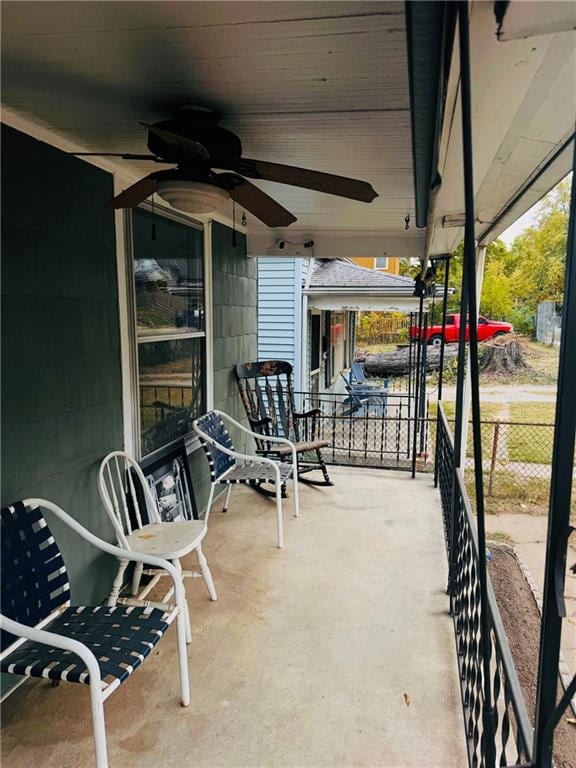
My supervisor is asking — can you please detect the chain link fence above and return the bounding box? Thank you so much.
[435,417,576,516]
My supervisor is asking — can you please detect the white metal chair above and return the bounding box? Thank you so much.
[98,451,217,644]
[192,409,299,548]
[0,499,190,768]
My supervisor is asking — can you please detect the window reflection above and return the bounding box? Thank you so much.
[133,208,204,335]
[139,338,205,456]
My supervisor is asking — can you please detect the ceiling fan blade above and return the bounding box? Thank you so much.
[72,153,160,161]
[106,175,157,208]
[218,174,297,228]
[230,159,378,203]
[141,123,210,161]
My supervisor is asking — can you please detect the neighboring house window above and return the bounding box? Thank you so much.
[131,207,206,457]
[375,256,389,270]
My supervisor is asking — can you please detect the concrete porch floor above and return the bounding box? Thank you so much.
[1,467,467,768]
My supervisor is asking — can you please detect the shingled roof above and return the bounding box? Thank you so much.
[306,259,415,291]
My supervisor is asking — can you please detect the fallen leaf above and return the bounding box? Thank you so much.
[403,692,411,706]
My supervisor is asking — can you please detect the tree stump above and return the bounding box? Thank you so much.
[479,335,528,375]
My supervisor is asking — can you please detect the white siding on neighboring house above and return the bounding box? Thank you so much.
[257,257,303,387]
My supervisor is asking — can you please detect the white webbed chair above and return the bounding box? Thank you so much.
[0,499,190,768]
[192,410,299,548]
[98,451,217,644]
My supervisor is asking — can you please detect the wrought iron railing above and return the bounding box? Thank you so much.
[436,405,534,767]
[295,390,431,472]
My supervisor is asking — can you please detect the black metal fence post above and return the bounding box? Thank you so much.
[411,297,425,477]
[532,135,576,768]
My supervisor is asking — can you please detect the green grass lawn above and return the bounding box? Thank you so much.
[433,401,504,458]
[506,402,555,464]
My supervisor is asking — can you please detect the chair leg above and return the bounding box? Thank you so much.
[107,559,129,607]
[173,559,192,644]
[275,482,284,549]
[175,609,191,707]
[131,562,144,597]
[316,448,332,485]
[222,484,232,513]
[89,679,108,768]
[292,463,300,519]
[196,544,218,601]
[204,484,216,524]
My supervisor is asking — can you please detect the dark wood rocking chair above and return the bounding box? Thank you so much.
[235,360,333,487]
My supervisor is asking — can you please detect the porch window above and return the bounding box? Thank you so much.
[132,207,206,457]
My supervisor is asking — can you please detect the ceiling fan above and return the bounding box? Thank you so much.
[80,108,378,228]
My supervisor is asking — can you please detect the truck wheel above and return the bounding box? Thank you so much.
[493,331,507,338]
[428,334,443,347]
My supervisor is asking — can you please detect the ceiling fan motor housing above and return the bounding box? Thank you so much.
[147,119,243,166]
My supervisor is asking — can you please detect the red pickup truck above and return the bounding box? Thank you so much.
[410,313,513,346]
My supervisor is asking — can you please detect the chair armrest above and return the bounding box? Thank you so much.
[0,614,103,688]
[23,498,186,610]
[211,410,298,451]
[248,416,272,430]
[293,409,322,419]
[192,429,284,482]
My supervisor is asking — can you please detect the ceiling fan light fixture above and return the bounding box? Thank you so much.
[155,180,229,214]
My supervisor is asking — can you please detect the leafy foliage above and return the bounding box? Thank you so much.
[436,177,570,335]
[356,311,408,345]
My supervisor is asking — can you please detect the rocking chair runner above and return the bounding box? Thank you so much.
[235,360,332,486]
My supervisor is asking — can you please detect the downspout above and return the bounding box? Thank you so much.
[300,257,315,392]
[406,1,457,278]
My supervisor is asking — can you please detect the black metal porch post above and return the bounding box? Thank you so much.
[456,4,497,764]
[532,136,576,768]
[434,254,451,488]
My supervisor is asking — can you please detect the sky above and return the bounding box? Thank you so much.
[498,204,540,247]
[497,173,571,247]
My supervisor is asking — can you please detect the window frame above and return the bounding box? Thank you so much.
[375,256,389,270]
[124,202,212,460]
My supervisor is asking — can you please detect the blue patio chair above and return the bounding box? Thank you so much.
[346,361,388,415]
[350,361,389,393]
[193,410,299,548]
[0,499,190,768]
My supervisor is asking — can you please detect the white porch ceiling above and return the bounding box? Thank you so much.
[428,1,575,255]
[1,1,423,256]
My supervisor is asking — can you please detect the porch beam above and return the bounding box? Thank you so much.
[247,232,425,260]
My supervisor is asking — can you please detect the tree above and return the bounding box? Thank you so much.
[437,176,570,333]
[508,178,570,312]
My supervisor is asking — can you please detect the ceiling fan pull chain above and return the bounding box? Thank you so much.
[232,192,237,247]
[151,193,157,241]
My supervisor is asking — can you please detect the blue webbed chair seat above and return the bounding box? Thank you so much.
[1,604,170,688]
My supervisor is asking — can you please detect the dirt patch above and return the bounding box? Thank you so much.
[489,547,576,767]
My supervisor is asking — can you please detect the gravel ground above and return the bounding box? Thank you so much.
[489,547,576,768]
